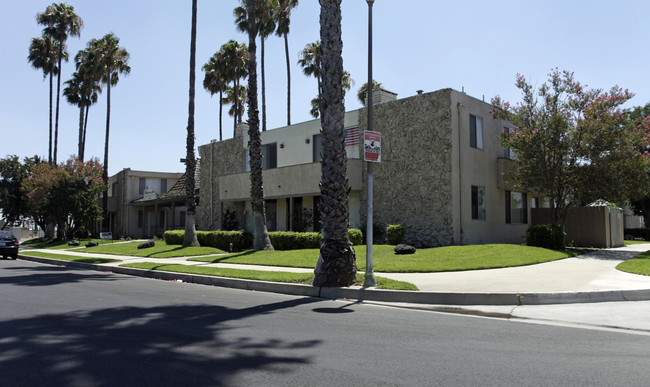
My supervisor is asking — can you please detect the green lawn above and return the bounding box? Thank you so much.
[617,250,650,276]
[624,240,650,245]
[20,250,121,264]
[189,244,576,273]
[120,262,417,290]
[76,241,227,258]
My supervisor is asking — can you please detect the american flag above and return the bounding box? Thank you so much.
[345,126,360,146]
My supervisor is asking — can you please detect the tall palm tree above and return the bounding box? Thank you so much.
[273,0,299,126]
[181,0,200,247]
[221,40,249,136]
[313,0,356,287]
[90,33,130,225]
[27,35,61,164]
[74,47,102,161]
[202,52,228,141]
[298,41,322,102]
[245,0,274,250]
[235,0,275,132]
[37,2,83,165]
[223,84,248,123]
[357,79,381,105]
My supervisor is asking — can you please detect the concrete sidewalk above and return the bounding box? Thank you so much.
[17,243,650,306]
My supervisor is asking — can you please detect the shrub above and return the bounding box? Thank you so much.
[348,228,363,245]
[164,230,253,251]
[624,228,650,241]
[163,230,184,245]
[526,224,565,250]
[386,224,405,245]
[268,231,320,250]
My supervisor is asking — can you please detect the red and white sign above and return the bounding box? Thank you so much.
[364,131,381,162]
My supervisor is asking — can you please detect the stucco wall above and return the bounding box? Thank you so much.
[360,89,454,247]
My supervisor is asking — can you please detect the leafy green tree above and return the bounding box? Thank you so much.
[235,0,277,132]
[88,33,130,224]
[27,35,63,165]
[273,0,299,125]
[22,157,104,239]
[491,69,650,225]
[625,102,650,226]
[182,0,200,247]
[202,52,228,140]
[357,79,381,105]
[245,0,274,250]
[313,0,356,287]
[37,2,83,165]
[0,155,42,227]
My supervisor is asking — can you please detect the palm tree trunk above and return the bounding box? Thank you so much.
[219,90,223,141]
[313,0,356,287]
[233,79,238,137]
[183,0,199,247]
[284,32,291,126]
[48,72,54,165]
[82,104,90,161]
[77,104,85,161]
[246,0,273,251]
[102,70,111,230]
[261,36,267,132]
[54,53,63,166]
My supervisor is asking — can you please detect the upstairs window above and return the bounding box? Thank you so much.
[503,127,517,159]
[138,178,146,195]
[470,114,484,150]
[243,143,277,172]
[313,134,322,162]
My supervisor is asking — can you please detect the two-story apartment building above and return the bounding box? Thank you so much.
[106,168,186,238]
[197,88,544,247]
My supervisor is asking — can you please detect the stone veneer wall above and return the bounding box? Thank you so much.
[359,89,454,247]
[197,138,243,230]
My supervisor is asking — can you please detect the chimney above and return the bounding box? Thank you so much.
[235,122,249,138]
[365,87,397,106]
[416,90,423,95]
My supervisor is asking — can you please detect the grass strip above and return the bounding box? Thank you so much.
[617,250,650,276]
[20,251,121,264]
[22,238,114,250]
[120,262,418,291]
[624,240,650,245]
[188,244,575,273]
[76,241,227,258]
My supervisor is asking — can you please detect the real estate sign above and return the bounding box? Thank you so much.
[364,131,381,162]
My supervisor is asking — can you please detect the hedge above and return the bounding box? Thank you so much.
[268,229,364,250]
[526,224,565,250]
[164,230,253,251]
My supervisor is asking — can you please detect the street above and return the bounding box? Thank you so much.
[2,259,650,386]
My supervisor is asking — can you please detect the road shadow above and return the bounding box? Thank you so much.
[0,263,120,287]
[0,298,322,386]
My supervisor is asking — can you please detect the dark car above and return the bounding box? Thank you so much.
[0,231,19,259]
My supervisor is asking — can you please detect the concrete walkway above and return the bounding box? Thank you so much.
[17,243,650,306]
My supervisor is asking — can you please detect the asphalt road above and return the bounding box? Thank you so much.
[3,259,650,386]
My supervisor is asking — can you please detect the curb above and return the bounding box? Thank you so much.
[17,255,650,306]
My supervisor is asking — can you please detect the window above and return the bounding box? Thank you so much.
[470,114,484,150]
[138,178,146,194]
[111,182,118,197]
[531,197,539,209]
[313,134,322,162]
[243,143,277,172]
[506,191,528,224]
[160,179,167,193]
[471,185,486,220]
[503,127,517,159]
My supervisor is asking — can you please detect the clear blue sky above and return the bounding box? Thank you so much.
[2,0,649,175]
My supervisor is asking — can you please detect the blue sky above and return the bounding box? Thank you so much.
[2,0,649,175]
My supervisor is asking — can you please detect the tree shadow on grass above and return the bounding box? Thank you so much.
[0,298,323,386]
[203,250,257,263]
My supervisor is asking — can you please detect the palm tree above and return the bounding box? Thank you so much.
[313,0,356,287]
[308,70,352,118]
[74,47,102,161]
[221,40,249,136]
[273,0,299,126]
[27,35,61,164]
[37,3,83,165]
[223,84,248,123]
[182,0,200,247]
[245,0,274,250]
[90,33,130,225]
[202,52,228,141]
[357,79,381,105]
[298,41,322,102]
[235,0,275,132]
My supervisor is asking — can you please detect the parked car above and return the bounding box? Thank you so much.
[0,231,19,259]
